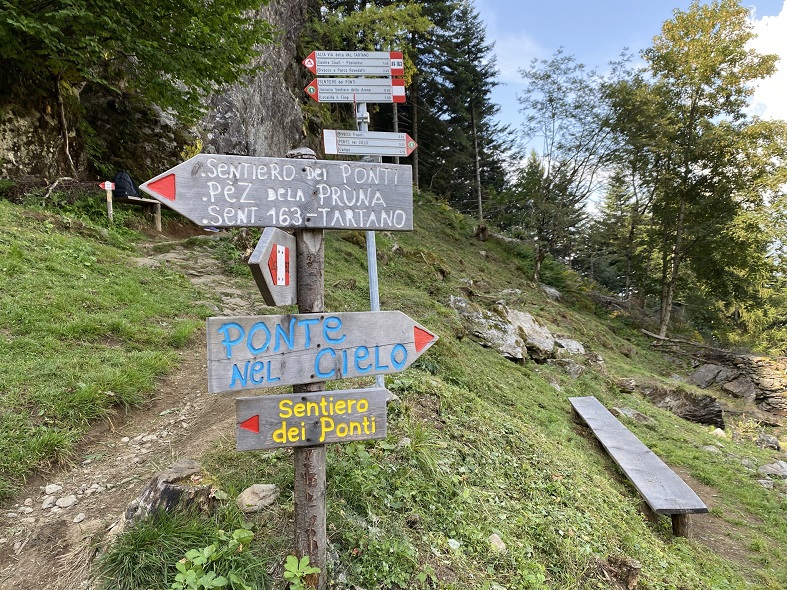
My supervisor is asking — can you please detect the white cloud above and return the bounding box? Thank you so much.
[749,1,787,121]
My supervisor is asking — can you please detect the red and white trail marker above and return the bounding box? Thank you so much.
[99,181,115,191]
[248,227,297,307]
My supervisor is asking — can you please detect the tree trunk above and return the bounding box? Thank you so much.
[533,246,547,284]
[470,106,483,223]
[55,74,76,176]
[658,197,687,337]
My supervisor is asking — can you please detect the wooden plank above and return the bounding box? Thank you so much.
[206,311,437,393]
[140,154,413,231]
[236,387,387,450]
[569,396,708,515]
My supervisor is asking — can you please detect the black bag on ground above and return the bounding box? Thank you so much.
[112,171,140,198]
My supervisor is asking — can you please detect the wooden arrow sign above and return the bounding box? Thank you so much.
[206,311,438,393]
[248,227,297,307]
[139,154,413,230]
[302,50,404,77]
[236,387,388,450]
[323,130,418,157]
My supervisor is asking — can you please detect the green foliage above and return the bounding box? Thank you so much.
[0,198,206,498]
[282,555,320,590]
[96,512,267,590]
[0,0,274,124]
[171,529,255,590]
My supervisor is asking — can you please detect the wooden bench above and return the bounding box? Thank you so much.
[568,396,708,537]
[103,185,162,232]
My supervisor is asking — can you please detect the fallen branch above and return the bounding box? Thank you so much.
[44,177,75,201]
[640,329,729,354]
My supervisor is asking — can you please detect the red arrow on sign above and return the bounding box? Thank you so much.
[239,414,259,433]
[146,174,176,201]
[414,326,435,352]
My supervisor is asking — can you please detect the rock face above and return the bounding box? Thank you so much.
[204,0,308,157]
[641,385,725,428]
[0,105,64,179]
[690,354,787,416]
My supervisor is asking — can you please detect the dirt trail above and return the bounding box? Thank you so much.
[0,231,265,590]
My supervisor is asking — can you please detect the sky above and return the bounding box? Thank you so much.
[475,0,787,132]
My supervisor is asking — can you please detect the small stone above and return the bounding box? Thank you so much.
[447,538,461,550]
[56,495,78,509]
[19,507,33,515]
[41,496,56,509]
[488,533,506,553]
[5,513,18,519]
[73,513,86,524]
[757,479,774,489]
[21,517,35,524]
[121,437,130,443]
[44,484,63,495]
[23,498,33,507]
[236,484,280,513]
[142,434,158,443]
[0,537,7,544]
[702,445,720,453]
[758,461,787,479]
[710,428,726,438]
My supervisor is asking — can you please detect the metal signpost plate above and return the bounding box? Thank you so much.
[206,311,438,393]
[302,50,404,77]
[323,130,417,157]
[248,227,297,307]
[236,387,388,450]
[139,154,413,230]
[304,78,406,103]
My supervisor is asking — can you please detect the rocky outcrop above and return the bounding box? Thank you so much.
[204,0,308,157]
[448,295,587,366]
[690,353,787,416]
[640,384,725,428]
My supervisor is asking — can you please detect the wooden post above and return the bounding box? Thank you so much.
[671,514,691,537]
[105,187,113,223]
[289,148,327,590]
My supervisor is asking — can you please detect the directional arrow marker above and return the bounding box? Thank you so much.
[239,414,260,434]
[323,130,417,157]
[236,387,388,450]
[304,78,406,103]
[207,311,438,393]
[146,174,176,201]
[302,50,404,77]
[139,154,413,231]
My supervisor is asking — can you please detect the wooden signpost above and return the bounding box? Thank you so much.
[323,130,417,157]
[248,227,297,307]
[206,311,437,393]
[139,154,413,231]
[140,45,423,587]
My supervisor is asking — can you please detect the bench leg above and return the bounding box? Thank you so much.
[671,514,691,537]
[154,203,162,232]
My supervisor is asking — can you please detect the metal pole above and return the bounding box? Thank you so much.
[357,101,386,389]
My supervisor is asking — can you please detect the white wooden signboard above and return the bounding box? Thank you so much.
[140,154,413,230]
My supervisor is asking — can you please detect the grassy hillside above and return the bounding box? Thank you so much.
[1,189,785,589]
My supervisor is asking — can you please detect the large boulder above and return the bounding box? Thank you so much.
[506,308,556,361]
[641,385,725,428]
[449,296,525,361]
